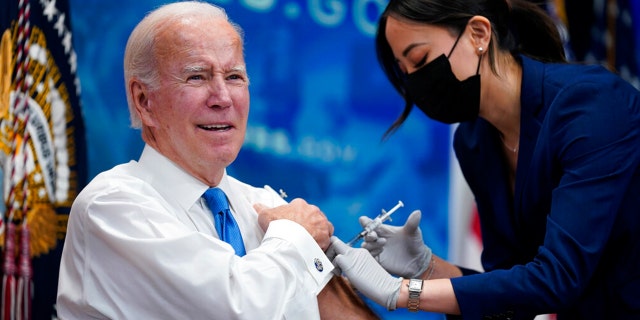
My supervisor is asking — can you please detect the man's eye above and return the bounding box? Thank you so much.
[227,74,246,82]
[188,75,204,81]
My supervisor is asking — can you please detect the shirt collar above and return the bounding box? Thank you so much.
[138,145,229,211]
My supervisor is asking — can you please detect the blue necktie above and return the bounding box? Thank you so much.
[203,188,246,256]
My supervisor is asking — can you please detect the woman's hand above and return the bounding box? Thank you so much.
[329,236,402,311]
[361,210,432,278]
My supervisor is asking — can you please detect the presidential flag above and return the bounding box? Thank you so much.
[1,0,87,319]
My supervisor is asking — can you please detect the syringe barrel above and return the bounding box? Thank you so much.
[364,217,383,233]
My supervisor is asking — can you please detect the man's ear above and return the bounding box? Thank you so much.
[467,15,492,55]
[130,79,154,125]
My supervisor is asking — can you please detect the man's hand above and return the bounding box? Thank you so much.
[330,237,402,311]
[254,198,334,250]
[360,210,432,278]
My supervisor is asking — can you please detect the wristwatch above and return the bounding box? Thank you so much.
[407,278,423,312]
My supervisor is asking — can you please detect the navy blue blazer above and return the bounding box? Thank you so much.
[449,55,640,319]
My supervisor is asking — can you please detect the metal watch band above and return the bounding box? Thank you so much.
[407,278,423,312]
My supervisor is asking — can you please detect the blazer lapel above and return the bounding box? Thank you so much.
[514,56,546,215]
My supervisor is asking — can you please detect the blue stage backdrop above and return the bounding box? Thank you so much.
[69,1,451,318]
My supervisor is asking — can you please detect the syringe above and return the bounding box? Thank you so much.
[346,201,404,246]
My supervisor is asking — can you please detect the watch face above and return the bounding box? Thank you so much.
[409,280,422,291]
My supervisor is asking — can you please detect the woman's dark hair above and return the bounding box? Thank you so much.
[377,0,566,139]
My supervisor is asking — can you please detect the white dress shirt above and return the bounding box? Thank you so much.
[57,145,334,319]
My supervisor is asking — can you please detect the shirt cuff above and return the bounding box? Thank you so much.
[264,219,334,294]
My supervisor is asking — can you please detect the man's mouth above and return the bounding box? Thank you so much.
[199,124,232,131]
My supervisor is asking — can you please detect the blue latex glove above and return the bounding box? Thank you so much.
[361,210,432,279]
[330,236,402,311]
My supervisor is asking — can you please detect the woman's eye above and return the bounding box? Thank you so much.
[414,54,428,69]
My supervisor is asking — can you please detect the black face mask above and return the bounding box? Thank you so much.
[405,30,481,124]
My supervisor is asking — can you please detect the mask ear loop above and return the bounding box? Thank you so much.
[446,29,465,58]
